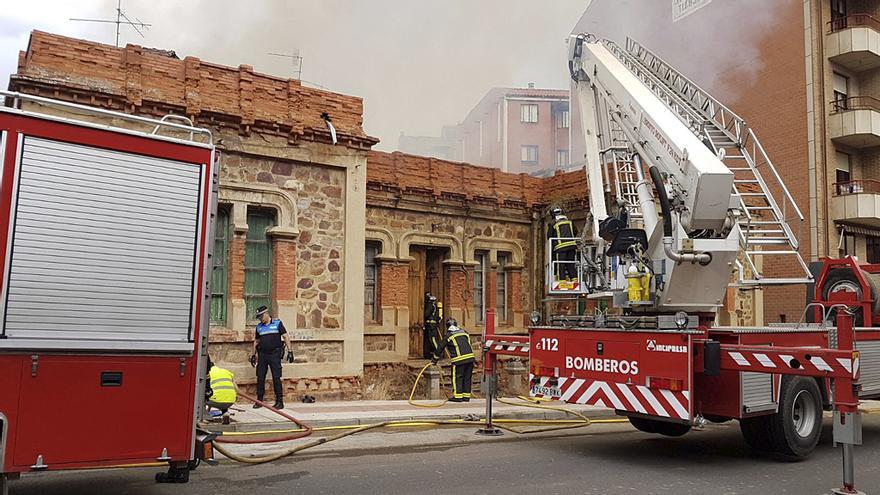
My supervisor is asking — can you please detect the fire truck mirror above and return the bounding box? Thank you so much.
[704,341,720,376]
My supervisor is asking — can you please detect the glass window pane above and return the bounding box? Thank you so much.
[836,151,851,172]
[211,208,229,324]
[475,253,486,323]
[365,242,379,322]
[833,72,848,96]
[245,210,274,319]
[497,255,508,323]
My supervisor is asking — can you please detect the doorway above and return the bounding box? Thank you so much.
[408,246,449,358]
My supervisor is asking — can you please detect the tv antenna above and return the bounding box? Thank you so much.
[267,49,303,80]
[71,0,151,47]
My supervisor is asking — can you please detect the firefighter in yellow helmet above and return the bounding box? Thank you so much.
[432,318,475,402]
[549,206,578,281]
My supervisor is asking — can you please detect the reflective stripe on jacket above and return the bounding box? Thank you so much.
[552,219,577,251]
[434,326,475,364]
[209,366,236,403]
[256,319,282,336]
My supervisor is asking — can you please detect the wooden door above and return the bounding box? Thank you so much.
[408,248,426,357]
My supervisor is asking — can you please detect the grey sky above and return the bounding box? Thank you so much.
[0,0,588,150]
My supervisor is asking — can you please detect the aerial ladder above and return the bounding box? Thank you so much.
[485,34,873,495]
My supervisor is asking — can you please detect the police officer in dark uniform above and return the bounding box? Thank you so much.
[249,305,294,409]
[432,318,475,402]
[549,206,578,281]
[423,292,442,359]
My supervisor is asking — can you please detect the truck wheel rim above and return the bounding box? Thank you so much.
[791,390,817,438]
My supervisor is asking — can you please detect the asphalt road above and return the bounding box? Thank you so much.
[9,416,880,495]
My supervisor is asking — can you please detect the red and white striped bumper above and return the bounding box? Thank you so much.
[484,338,530,357]
[530,374,691,421]
[720,347,860,380]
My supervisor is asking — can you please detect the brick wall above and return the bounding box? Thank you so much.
[727,1,809,322]
[378,263,409,308]
[542,167,591,209]
[849,0,880,16]
[367,151,545,208]
[11,31,377,149]
[9,29,372,401]
[861,148,880,178]
[446,267,472,311]
[272,241,297,302]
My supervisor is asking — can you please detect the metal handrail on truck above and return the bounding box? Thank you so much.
[1,90,213,146]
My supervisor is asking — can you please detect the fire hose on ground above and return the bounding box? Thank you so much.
[209,367,627,465]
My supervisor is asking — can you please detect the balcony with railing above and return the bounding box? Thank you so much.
[832,179,880,227]
[829,96,880,147]
[827,14,880,71]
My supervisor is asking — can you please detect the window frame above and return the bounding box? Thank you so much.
[365,242,380,324]
[556,149,569,167]
[496,254,509,324]
[244,208,275,322]
[521,145,539,165]
[474,252,487,324]
[843,233,858,257]
[868,236,880,264]
[556,110,570,129]
[520,103,538,123]
[210,206,231,325]
[833,72,849,112]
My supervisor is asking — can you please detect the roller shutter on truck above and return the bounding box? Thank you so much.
[0,136,205,352]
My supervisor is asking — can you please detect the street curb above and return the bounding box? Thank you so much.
[207,406,619,432]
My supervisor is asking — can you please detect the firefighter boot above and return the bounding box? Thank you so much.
[273,400,285,410]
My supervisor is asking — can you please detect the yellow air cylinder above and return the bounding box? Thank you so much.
[640,266,651,302]
[626,264,641,302]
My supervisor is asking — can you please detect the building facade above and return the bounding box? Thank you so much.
[397,126,462,162]
[10,31,376,399]
[362,151,589,365]
[812,0,880,263]
[399,86,572,176]
[456,86,571,175]
[8,30,594,399]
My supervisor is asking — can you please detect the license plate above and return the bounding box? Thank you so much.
[530,385,562,397]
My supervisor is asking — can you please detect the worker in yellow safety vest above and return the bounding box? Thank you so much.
[431,319,475,402]
[548,206,578,281]
[206,356,238,418]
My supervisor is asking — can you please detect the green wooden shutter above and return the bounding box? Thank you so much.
[245,210,274,319]
[210,208,229,324]
[496,254,508,323]
[364,243,378,322]
[474,253,485,323]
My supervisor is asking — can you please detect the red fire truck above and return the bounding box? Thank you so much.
[0,91,218,492]
[479,34,872,492]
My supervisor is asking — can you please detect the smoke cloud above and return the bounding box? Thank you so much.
[0,0,588,150]
[572,0,791,100]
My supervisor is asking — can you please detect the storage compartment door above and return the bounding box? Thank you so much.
[1,137,203,351]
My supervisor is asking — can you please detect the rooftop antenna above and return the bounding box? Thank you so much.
[267,49,303,80]
[70,0,151,47]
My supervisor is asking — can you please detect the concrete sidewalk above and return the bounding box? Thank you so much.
[207,398,880,433]
[207,398,616,432]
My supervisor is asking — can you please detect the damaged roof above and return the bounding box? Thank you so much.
[10,30,378,149]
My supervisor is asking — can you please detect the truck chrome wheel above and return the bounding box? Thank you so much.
[791,389,818,438]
